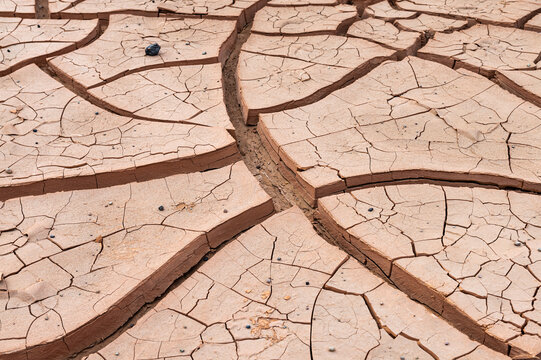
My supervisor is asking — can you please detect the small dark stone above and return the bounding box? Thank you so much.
[202,51,207,55]
[145,43,161,56]
[223,209,228,213]
[179,349,185,353]
[50,235,55,239]
[203,256,209,261]
[158,205,165,211]
[32,129,37,133]
[95,111,99,115]
[5,168,13,174]
[277,257,282,261]
[305,281,310,286]
[6,49,10,53]
[245,324,251,329]
[37,24,41,28]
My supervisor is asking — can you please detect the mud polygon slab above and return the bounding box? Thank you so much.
[395,0,541,27]
[419,24,541,106]
[347,18,422,55]
[237,34,396,124]
[395,13,469,33]
[0,18,99,76]
[259,57,541,203]
[0,161,273,360]
[87,64,232,129]
[83,207,510,360]
[319,184,541,358]
[363,0,417,21]
[251,4,357,35]
[48,15,237,89]
[0,65,238,200]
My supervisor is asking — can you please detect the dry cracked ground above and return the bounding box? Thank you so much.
[1,0,541,360]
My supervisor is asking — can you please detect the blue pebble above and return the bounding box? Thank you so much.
[145,43,161,56]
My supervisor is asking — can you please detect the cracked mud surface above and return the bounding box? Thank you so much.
[418,24,541,106]
[251,4,357,35]
[394,0,541,27]
[53,0,264,27]
[0,161,273,359]
[0,1,37,17]
[363,1,416,21]
[2,0,541,359]
[80,207,508,360]
[0,65,239,200]
[347,17,422,55]
[318,184,541,357]
[0,18,98,76]
[395,14,469,34]
[259,56,541,204]
[49,15,237,89]
[87,64,232,129]
[237,34,396,124]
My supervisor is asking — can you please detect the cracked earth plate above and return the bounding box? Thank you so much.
[0,65,238,200]
[251,4,357,35]
[0,18,98,76]
[394,0,541,27]
[82,207,509,360]
[319,184,541,358]
[259,56,541,204]
[87,64,233,129]
[418,24,541,107]
[237,34,396,124]
[0,161,273,360]
[48,15,237,89]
